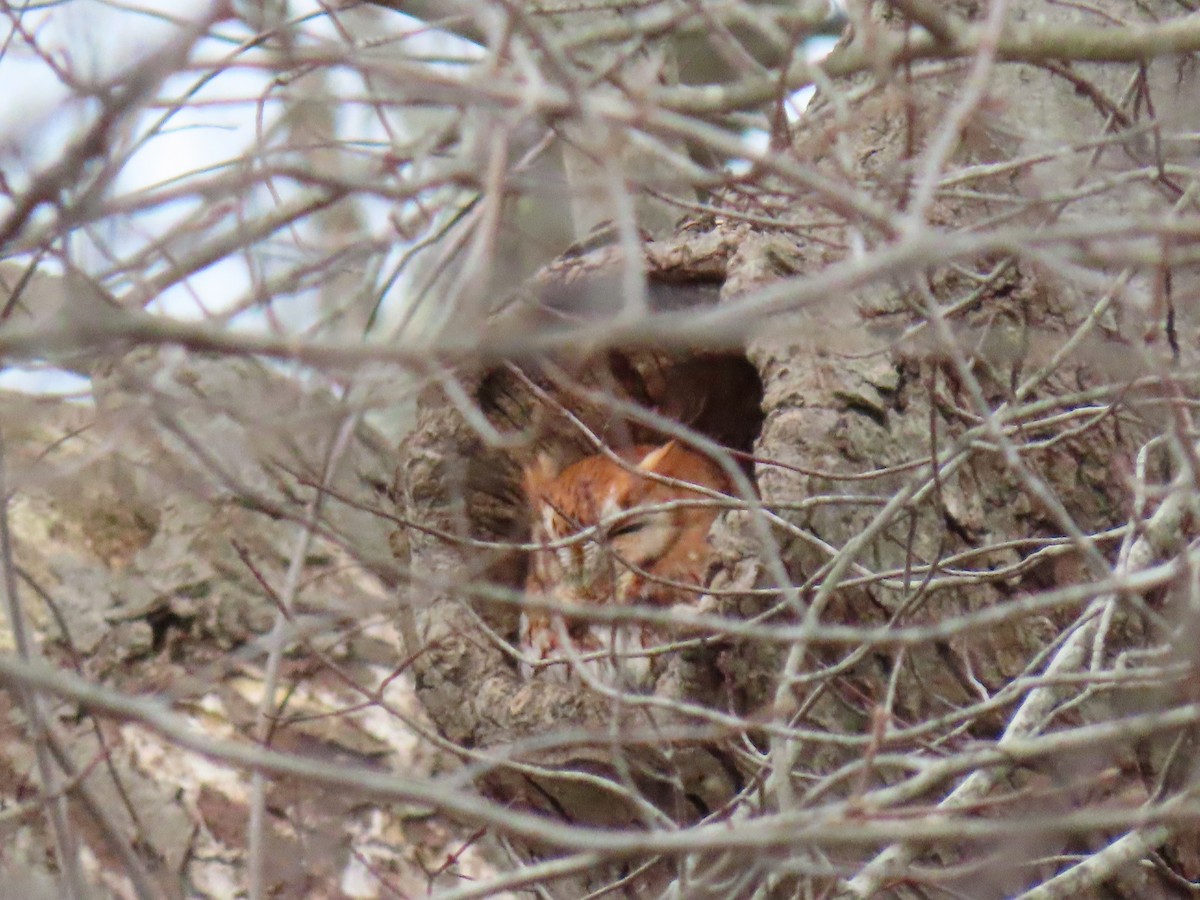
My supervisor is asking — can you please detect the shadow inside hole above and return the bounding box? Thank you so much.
[467,349,765,641]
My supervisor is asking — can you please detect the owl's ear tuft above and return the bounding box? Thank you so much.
[636,441,678,475]
[522,452,559,502]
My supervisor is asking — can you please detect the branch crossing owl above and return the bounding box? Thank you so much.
[519,441,731,690]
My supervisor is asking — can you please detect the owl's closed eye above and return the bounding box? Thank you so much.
[518,441,731,690]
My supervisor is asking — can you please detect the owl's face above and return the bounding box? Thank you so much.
[519,442,731,688]
[528,453,679,603]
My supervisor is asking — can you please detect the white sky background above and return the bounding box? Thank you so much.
[0,0,429,393]
[0,0,835,395]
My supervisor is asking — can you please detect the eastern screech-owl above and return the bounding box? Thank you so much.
[519,441,731,690]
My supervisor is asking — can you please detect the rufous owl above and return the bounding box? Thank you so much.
[519,441,731,690]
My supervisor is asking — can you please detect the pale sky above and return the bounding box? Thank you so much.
[0,1,834,395]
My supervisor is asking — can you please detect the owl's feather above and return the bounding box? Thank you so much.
[519,442,730,690]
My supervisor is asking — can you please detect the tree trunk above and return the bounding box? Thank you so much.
[398,1,1200,896]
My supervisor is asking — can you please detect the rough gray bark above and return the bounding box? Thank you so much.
[1,356,473,897]
[395,1,1200,897]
